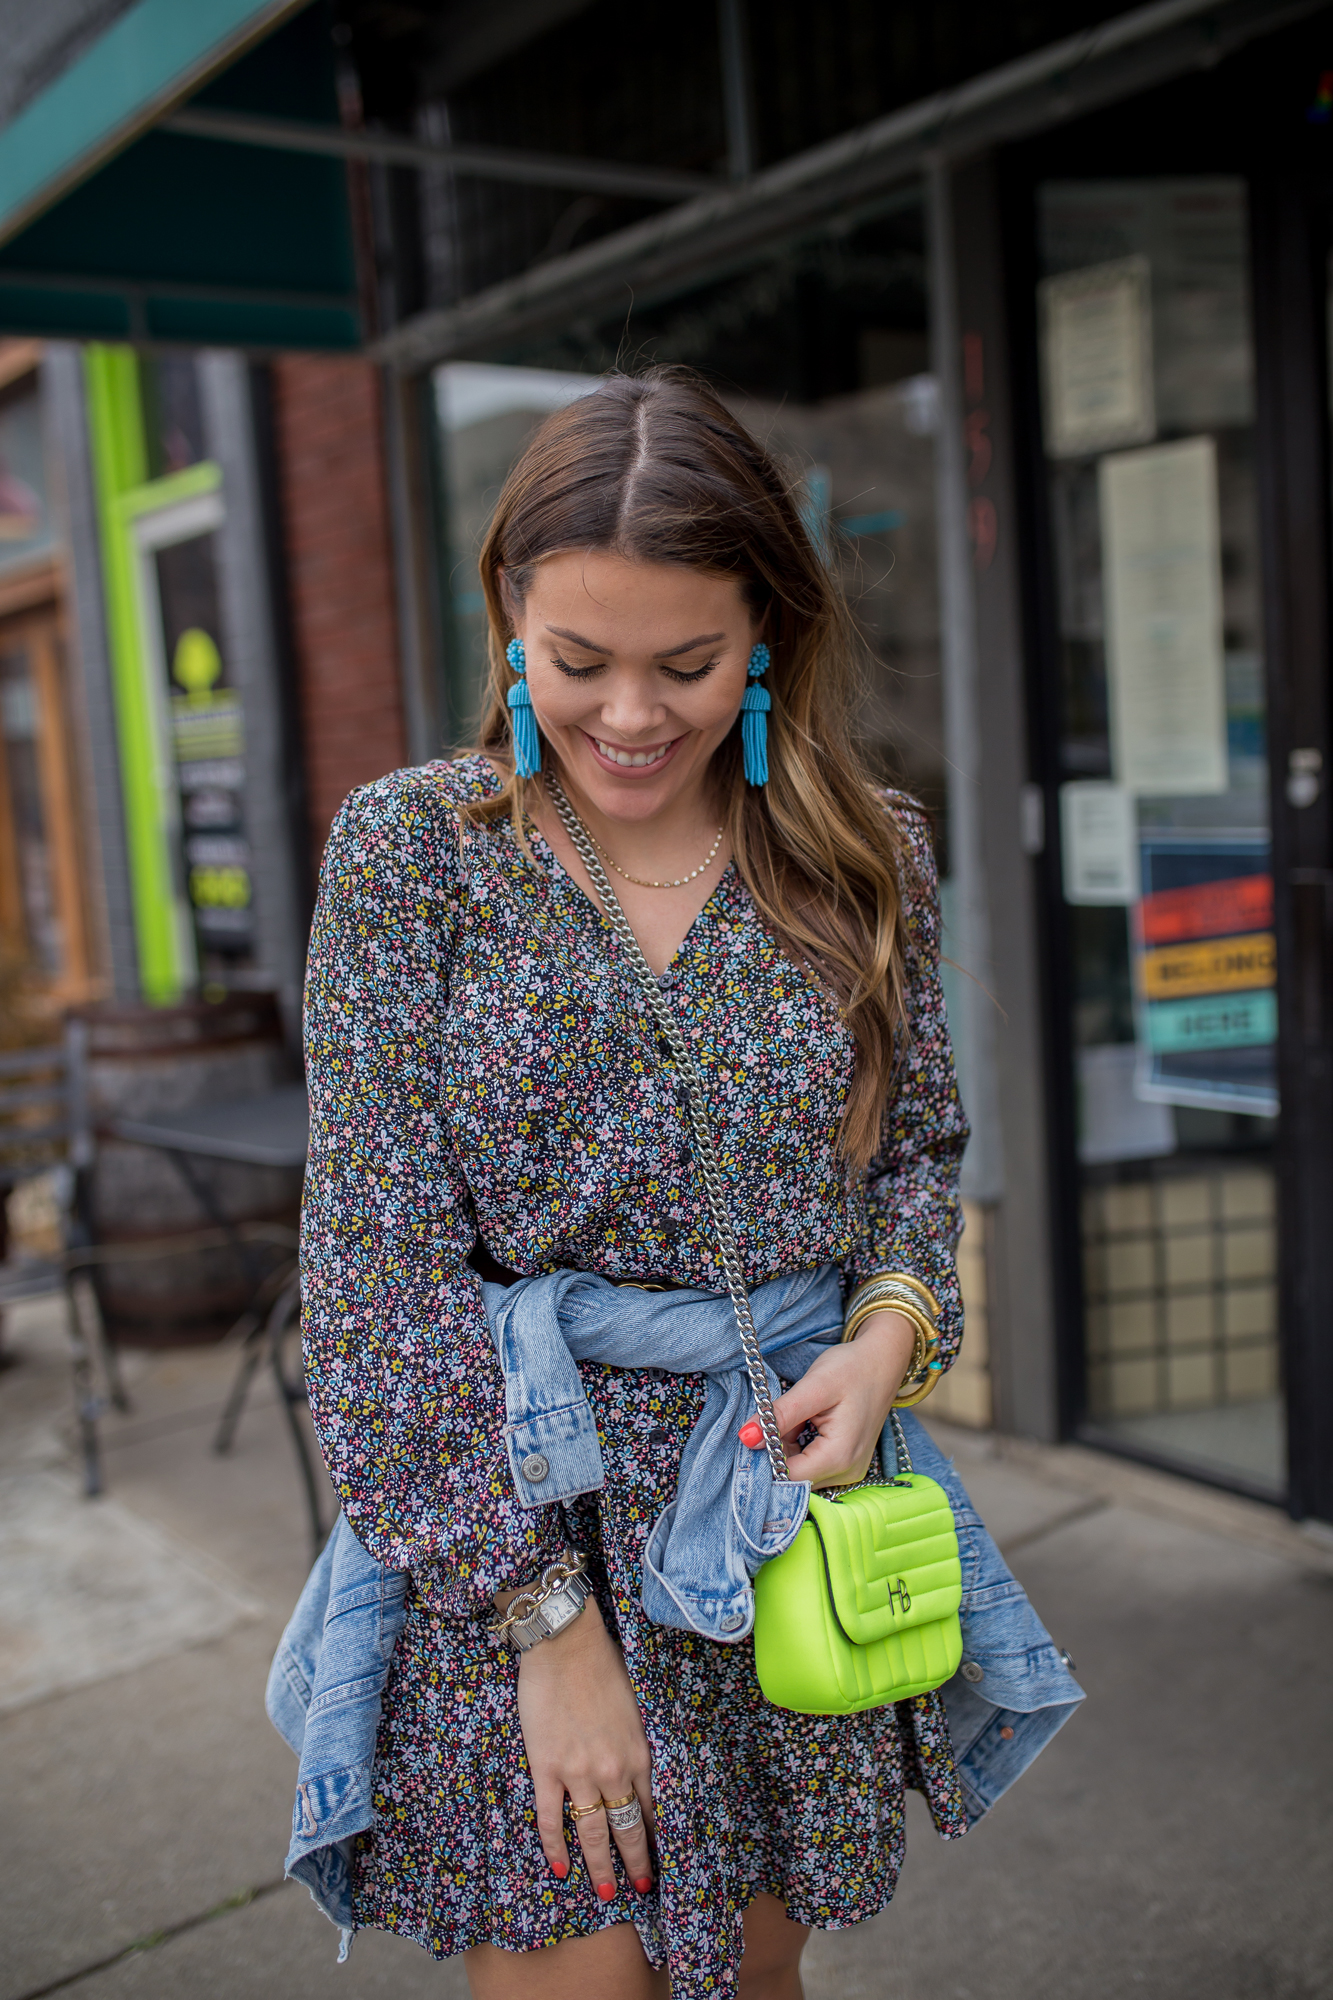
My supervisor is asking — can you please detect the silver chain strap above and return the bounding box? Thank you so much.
[547,778,792,1481]
[546,779,916,1493]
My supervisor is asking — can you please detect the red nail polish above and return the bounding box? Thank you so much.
[551,1860,568,1879]
[634,1877,653,1894]
[738,1420,763,1448]
[597,1882,616,1901]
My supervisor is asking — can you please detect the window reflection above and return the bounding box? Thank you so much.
[1038,177,1281,1496]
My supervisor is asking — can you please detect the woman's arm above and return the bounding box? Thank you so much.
[847,799,969,1368]
[301,772,568,1609]
[771,802,968,1483]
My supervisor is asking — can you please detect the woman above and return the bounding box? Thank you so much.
[301,369,970,1999]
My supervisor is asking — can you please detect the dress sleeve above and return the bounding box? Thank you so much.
[300,772,568,1612]
[844,800,971,1373]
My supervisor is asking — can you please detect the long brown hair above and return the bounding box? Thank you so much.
[467,367,912,1168]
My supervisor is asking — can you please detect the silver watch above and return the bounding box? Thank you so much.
[505,1568,593,1652]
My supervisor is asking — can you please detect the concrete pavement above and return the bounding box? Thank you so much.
[2,1294,1330,2000]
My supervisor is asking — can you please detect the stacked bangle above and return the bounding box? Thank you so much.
[842,1271,945,1407]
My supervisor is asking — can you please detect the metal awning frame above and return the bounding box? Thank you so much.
[161,106,723,205]
[371,0,1329,372]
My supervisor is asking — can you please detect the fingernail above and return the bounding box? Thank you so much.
[634,1876,653,1894]
[551,1860,568,1879]
[738,1420,763,1448]
[597,1882,616,1901]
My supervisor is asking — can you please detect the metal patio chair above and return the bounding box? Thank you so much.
[0,1029,317,1536]
[0,1020,125,1493]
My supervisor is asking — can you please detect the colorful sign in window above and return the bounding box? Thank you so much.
[1133,836,1277,1114]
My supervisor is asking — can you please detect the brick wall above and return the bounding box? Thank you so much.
[269,357,407,857]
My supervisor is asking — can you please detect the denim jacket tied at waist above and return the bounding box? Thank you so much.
[268,1267,1084,1937]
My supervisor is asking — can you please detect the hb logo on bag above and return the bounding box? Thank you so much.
[887,1578,912,1616]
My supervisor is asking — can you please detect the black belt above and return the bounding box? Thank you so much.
[468,1238,688,1293]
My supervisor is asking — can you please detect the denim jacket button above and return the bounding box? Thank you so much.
[521,1453,550,1483]
[720,1611,745,1632]
[961,1660,984,1683]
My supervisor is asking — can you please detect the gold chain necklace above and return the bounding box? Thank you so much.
[589,822,725,890]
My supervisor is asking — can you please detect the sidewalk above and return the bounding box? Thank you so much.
[2,1295,1330,2000]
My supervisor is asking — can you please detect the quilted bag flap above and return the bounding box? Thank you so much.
[806,1476,962,1647]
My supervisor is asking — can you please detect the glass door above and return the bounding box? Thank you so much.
[1035,178,1283,1497]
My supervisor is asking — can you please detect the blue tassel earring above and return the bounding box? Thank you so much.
[741,641,771,787]
[505,637,541,778]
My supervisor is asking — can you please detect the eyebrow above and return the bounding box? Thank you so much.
[544,624,727,659]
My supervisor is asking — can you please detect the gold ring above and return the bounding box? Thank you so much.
[567,1799,606,1821]
[600,1791,636,1810]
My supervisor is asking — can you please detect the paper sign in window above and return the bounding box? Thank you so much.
[1100,437,1228,797]
[1059,780,1137,904]
[1039,255,1155,458]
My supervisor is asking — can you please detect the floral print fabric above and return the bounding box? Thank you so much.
[301,755,970,1995]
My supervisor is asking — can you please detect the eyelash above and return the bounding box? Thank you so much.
[550,652,721,685]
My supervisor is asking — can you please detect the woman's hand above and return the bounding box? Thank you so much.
[512,1595,656,1901]
[768,1310,916,1486]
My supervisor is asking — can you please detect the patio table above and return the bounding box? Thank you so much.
[107,1083,325,1551]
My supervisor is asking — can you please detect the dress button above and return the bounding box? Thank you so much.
[520,1453,550,1483]
[720,1611,745,1632]
[960,1660,984,1683]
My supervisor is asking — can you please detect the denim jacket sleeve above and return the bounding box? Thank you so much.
[900,1415,1085,1825]
[301,770,567,1612]
[845,799,970,1374]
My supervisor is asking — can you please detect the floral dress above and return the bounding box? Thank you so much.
[300,754,971,1997]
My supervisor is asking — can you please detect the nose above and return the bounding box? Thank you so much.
[596,669,669,741]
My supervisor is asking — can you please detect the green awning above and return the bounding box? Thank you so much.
[0,0,362,351]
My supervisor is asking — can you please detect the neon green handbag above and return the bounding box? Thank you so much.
[548,779,964,1717]
[752,1414,963,1714]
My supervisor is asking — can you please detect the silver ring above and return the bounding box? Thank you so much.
[605,1797,643,1833]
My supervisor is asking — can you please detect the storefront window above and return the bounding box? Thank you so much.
[0,640,61,974]
[0,376,57,574]
[141,353,208,480]
[434,208,945,829]
[1038,179,1281,1494]
[137,501,256,984]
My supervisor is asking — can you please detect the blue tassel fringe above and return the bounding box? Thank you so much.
[741,682,770,786]
[507,679,541,777]
[505,639,540,777]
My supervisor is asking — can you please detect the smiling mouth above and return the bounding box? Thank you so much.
[588,734,678,769]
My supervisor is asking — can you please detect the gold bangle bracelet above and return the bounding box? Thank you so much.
[842,1301,938,1391]
[842,1271,947,1405]
[846,1270,941,1323]
[842,1296,933,1352]
[893,1367,944,1408]
[842,1305,928,1365]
